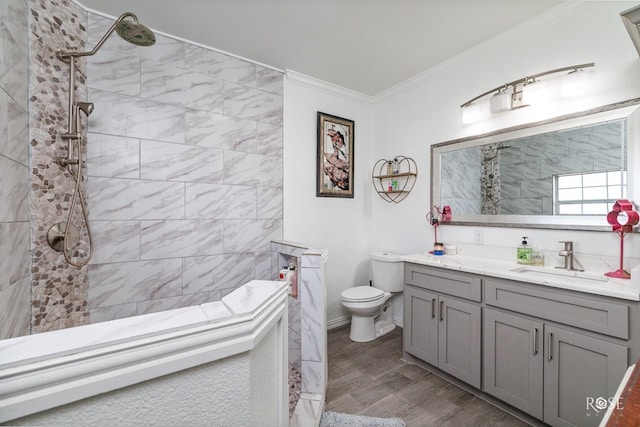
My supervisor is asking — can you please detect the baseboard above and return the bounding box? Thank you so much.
[327,315,403,330]
[393,315,403,328]
[327,316,351,330]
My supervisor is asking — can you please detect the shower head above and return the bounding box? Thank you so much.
[77,102,94,117]
[57,12,155,60]
[115,20,156,47]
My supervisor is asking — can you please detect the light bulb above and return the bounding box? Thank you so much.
[521,80,548,106]
[561,70,588,97]
[490,91,511,113]
[461,103,480,124]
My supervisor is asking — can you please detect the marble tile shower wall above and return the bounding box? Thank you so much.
[0,0,30,339]
[85,13,284,322]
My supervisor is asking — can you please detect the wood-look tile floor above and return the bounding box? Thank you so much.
[325,325,531,427]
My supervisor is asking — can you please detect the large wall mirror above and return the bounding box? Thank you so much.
[431,98,640,230]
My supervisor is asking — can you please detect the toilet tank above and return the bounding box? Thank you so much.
[371,252,404,292]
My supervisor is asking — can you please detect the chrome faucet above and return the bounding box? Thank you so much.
[556,241,583,271]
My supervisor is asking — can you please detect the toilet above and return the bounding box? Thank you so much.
[341,252,404,342]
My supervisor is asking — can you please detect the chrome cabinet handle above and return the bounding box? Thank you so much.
[533,328,538,356]
[440,300,444,322]
[431,298,436,318]
[547,332,553,361]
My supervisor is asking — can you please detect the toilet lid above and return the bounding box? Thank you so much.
[341,286,385,303]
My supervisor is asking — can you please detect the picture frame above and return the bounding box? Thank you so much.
[316,112,355,198]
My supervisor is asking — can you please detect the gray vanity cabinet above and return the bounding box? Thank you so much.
[404,285,438,366]
[484,308,544,418]
[437,295,481,388]
[405,263,631,427]
[484,279,628,427]
[484,308,627,426]
[404,264,482,388]
[544,324,627,427]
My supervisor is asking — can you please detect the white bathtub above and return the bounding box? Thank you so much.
[0,280,288,426]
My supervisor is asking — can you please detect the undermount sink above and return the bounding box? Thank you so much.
[509,266,609,282]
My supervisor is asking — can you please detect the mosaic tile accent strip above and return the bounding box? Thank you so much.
[29,0,90,333]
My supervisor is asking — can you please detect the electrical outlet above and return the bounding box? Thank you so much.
[473,229,484,245]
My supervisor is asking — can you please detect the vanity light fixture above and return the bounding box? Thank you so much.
[460,63,595,123]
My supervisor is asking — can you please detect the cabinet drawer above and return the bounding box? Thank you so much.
[404,263,481,302]
[485,278,628,339]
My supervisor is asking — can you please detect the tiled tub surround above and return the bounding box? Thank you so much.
[0,280,289,426]
[85,11,284,323]
[0,0,30,339]
[8,0,284,337]
[271,241,328,426]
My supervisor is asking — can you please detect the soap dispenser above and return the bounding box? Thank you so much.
[517,237,533,265]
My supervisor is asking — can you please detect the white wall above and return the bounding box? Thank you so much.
[286,2,640,326]
[371,2,640,322]
[372,2,640,256]
[283,72,374,325]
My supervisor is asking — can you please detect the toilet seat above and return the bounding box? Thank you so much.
[341,286,385,303]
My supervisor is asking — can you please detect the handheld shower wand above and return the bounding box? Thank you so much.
[47,13,155,267]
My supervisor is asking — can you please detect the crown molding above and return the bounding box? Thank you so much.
[285,70,373,105]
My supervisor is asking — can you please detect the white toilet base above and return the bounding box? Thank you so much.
[348,302,395,343]
[349,314,377,342]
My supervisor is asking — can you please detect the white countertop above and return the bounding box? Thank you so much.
[403,251,640,301]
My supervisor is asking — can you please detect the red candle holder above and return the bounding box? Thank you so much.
[605,200,639,279]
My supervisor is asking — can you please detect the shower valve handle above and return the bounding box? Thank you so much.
[58,158,85,167]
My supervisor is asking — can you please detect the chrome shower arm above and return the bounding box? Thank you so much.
[56,12,138,60]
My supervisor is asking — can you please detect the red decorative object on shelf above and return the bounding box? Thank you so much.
[605,199,639,279]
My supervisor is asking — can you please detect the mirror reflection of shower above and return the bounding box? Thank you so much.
[47,12,156,267]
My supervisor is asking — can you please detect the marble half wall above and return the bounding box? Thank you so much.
[271,240,328,398]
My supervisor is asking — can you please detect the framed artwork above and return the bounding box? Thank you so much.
[316,112,355,198]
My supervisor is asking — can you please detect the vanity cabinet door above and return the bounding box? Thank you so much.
[483,308,543,419]
[438,295,481,388]
[404,285,438,366]
[543,324,627,427]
